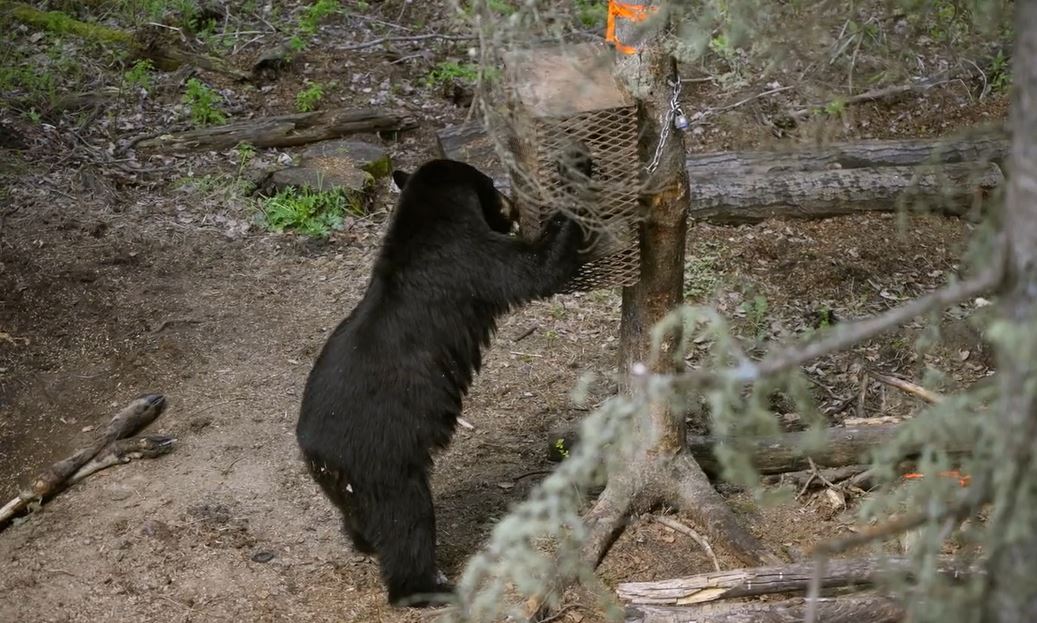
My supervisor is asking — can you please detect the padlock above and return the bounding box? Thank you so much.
[673,112,689,130]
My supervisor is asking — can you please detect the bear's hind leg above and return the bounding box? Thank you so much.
[369,472,453,607]
[307,460,375,554]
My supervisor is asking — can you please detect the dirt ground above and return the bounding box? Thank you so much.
[0,4,1009,622]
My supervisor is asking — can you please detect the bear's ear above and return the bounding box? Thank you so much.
[392,170,411,190]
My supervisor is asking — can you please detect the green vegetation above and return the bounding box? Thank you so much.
[684,251,722,300]
[426,60,479,86]
[122,59,154,91]
[740,294,770,343]
[295,82,325,112]
[182,78,226,126]
[989,49,1011,92]
[261,186,361,237]
[575,0,606,28]
[299,0,341,34]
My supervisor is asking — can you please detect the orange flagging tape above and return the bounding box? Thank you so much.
[606,0,656,55]
[902,470,971,487]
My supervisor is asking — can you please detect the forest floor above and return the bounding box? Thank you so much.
[0,2,1008,622]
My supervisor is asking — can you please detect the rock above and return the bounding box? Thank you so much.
[264,165,372,195]
[251,550,276,563]
[300,140,392,180]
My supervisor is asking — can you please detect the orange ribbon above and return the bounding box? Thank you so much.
[606,0,656,55]
[903,470,971,487]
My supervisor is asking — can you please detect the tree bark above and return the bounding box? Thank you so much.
[614,5,690,388]
[687,424,972,477]
[624,595,903,623]
[986,2,1037,620]
[618,556,966,605]
[688,162,1002,224]
[136,108,418,152]
[685,129,1008,176]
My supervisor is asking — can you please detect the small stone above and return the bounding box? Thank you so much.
[251,550,275,563]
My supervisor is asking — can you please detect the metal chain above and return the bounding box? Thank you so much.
[644,76,685,175]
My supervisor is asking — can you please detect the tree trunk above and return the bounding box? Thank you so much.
[624,595,903,623]
[987,1,1037,620]
[614,0,690,434]
[618,556,966,605]
[136,108,418,152]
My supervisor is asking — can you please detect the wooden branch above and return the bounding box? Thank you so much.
[687,424,971,477]
[338,33,476,52]
[0,394,166,526]
[69,434,176,483]
[653,515,721,572]
[618,556,965,605]
[687,162,1003,224]
[136,108,418,152]
[868,370,944,404]
[624,595,903,623]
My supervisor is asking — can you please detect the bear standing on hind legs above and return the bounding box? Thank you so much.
[296,158,594,607]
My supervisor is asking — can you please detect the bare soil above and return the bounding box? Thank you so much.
[0,4,1006,622]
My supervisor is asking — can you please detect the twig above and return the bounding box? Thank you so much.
[790,75,956,119]
[653,514,721,572]
[513,325,538,342]
[672,258,1004,393]
[690,86,794,127]
[868,370,944,404]
[337,33,476,52]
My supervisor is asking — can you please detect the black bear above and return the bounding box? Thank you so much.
[296,158,591,607]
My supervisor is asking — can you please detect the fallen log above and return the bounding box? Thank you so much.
[624,595,903,623]
[687,162,1002,224]
[688,424,971,478]
[0,394,169,528]
[685,128,1008,176]
[137,108,418,152]
[436,121,1006,224]
[1,3,249,80]
[551,424,969,477]
[617,556,967,605]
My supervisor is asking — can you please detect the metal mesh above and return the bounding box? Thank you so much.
[502,47,643,293]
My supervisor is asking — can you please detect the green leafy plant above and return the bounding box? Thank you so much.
[234,142,256,180]
[261,186,361,237]
[823,98,846,116]
[575,0,606,27]
[425,60,479,87]
[299,0,341,34]
[122,59,154,90]
[295,82,325,112]
[741,294,770,343]
[182,78,226,126]
[989,49,1011,93]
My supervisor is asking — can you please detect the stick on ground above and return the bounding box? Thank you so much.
[0,394,168,527]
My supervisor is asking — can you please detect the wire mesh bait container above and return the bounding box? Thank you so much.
[501,42,642,293]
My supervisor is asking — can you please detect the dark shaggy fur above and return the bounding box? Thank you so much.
[296,159,589,606]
